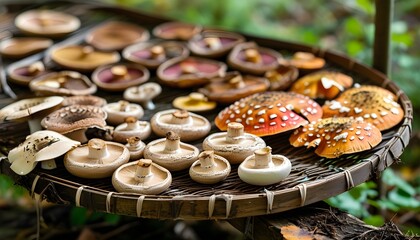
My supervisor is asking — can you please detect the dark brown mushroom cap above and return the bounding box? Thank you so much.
[86,21,150,51]
[290,70,353,99]
[41,105,107,134]
[153,21,202,41]
[264,64,299,91]
[289,117,382,158]
[199,72,270,104]
[0,37,53,59]
[62,95,107,107]
[215,92,323,136]
[287,52,325,70]
[92,64,150,91]
[322,85,404,131]
[188,30,245,58]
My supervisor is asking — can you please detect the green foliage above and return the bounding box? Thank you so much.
[0,174,29,203]
[70,207,121,227]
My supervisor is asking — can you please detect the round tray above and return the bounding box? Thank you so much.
[0,1,413,220]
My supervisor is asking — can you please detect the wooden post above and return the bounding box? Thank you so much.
[373,0,394,76]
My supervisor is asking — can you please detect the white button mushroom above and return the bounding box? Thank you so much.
[103,100,144,126]
[189,151,231,184]
[125,136,146,161]
[123,82,162,110]
[112,116,151,143]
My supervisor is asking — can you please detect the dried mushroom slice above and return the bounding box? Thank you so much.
[322,85,404,131]
[215,91,322,136]
[289,117,382,158]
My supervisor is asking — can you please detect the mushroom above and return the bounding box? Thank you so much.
[227,42,282,75]
[7,130,80,175]
[289,117,383,158]
[123,40,190,69]
[290,70,353,99]
[157,57,227,88]
[238,147,291,186]
[7,61,49,86]
[172,92,217,112]
[187,30,245,58]
[62,95,107,107]
[103,100,144,126]
[151,109,211,142]
[64,138,130,178]
[29,71,97,96]
[198,71,270,104]
[50,45,120,72]
[322,85,404,131]
[264,64,299,91]
[215,91,323,136]
[0,96,63,133]
[14,9,80,37]
[189,150,231,184]
[0,37,53,59]
[123,82,162,110]
[203,122,266,164]
[287,52,325,71]
[125,136,146,161]
[144,131,199,171]
[41,105,107,143]
[112,116,151,143]
[153,21,202,41]
[92,64,150,91]
[112,159,172,195]
[86,21,150,51]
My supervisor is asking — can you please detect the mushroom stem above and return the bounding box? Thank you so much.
[28,118,43,133]
[225,122,244,144]
[81,46,94,58]
[111,65,129,79]
[124,116,139,130]
[142,100,156,110]
[198,151,216,169]
[87,139,109,164]
[64,129,89,143]
[127,136,142,151]
[118,100,130,112]
[164,131,181,153]
[245,48,262,63]
[204,37,222,50]
[170,110,193,125]
[41,159,57,170]
[254,147,273,169]
[188,92,207,103]
[28,61,45,75]
[229,75,245,89]
[180,62,197,74]
[150,45,165,60]
[134,159,153,183]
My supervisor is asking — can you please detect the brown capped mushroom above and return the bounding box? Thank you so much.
[157,57,227,88]
[123,82,162,110]
[64,138,130,178]
[290,70,353,99]
[289,117,382,158]
[172,92,217,112]
[215,92,322,136]
[153,21,202,41]
[264,64,299,91]
[15,9,80,37]
[92,64,150,91]
[112,116,151,143]
[7,61,49,86]
[0,96,63,133]
[188,30,245,58]
[151,109,211,142]
[29,71,97,96]
[144,131,199,171]
[62,95,107,107]
[41,105,107,143]
[0,37,53,59]
[112,159,172,194]
[125,136,146,161]
[322,85,404,131]
[86,21,150,51]
[287,52,325,71]
[198,71,270,104]
[227,42,282,75]
[189,151,231,184]
[103,100,144,126]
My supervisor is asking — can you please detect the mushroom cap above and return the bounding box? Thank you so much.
[123,82,162,103]
[187,30,245,58]
[157,56,227,88]
[172,92,217,112]
[62,95,107,107]
[29,71,97,96]
[50,45,120,72]
[41,104,107,134]
[287,52,326,70]
[215,91,323,136]
[189,152,231,184]
[153,21,202,41]
[103,101,144,126]
[322,85,404,131]
[290,70,353,99]
[113,120,151,143]
[198,72,270,104]
[86,21,150,51]
[227,42,282,75]
[92,64,150,91]
[0,96,64,122]
[8,130,80,175]
[289,117,383,158]
[126,136,146,161]
[151,109,211,142]
[14,9,80,37]
[264,64,299,91]
[64,139,130,178]
[0,37,53,59]
[112,159,172,195]
[7,61,49,86]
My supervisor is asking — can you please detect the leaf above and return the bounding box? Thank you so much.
[70,207,88,227]
[382,169,416,196]
[363,215,385,227]
[344,17,364,37]
[346,40,364,57]
[104,213,121,225]
[356,0,375,15]
[388,188,420,209]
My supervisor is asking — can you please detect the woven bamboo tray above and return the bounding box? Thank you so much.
[0,0,413,220]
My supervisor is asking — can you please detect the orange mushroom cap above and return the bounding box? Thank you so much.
[288,52,325,70]
[322,85,404,131]
[289,117,382,158]
[215,91,322,136]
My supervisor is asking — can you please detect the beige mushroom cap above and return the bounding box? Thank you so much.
[62,95,107,107]
[189,151,231,184]
[112,117,151,143]
[103,100,144,126]
[123,82,162,110]
[172,92,217,112]
[0,37,53,59]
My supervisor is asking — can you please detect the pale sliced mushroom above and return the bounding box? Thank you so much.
[8,130,80,175]
[144,131,199,171]
[189,151,231,184]
[64,138,130,178]
[126,136,146,161]
[103,100,144,126]
[238,147,291,186]
[203,122,266,164]
[112,116,151,143]
[112,159,172,195]
[123,82,162,110]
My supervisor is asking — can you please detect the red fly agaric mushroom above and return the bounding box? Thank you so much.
[215,92,323,136]
[153,21,202,41]
[289,117,382,158]
[287,52,325,71]
[322,85,404,131]
[290,70,353,99]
